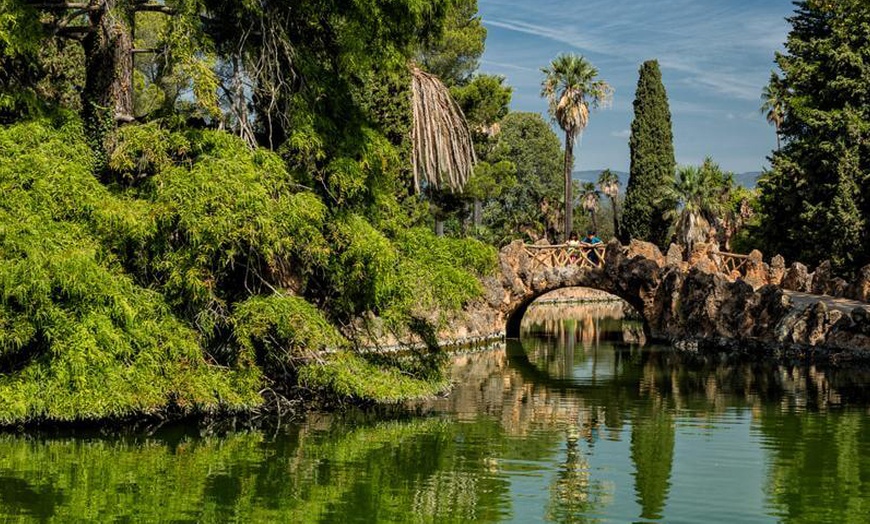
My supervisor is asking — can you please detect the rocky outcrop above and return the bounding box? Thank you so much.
[846,265,870,302]
[743,250,768,289]
[781,262,812,292]
[769,255,786,286]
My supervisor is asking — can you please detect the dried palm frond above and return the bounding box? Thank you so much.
[410,66,476,193]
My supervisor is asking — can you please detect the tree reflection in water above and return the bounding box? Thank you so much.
[1,301,869,522]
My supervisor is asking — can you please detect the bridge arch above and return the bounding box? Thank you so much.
[504,282,645,339]
[476,239,870,358]
[494,241,659,341]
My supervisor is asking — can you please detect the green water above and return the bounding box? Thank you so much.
[2,302,870,523]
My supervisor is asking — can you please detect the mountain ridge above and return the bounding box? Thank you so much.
[573,169,762,188]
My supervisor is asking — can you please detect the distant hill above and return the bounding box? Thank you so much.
[573,169,761,188]
[573,170,628,186]
[733,171,762,188]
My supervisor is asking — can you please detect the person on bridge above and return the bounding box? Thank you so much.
[581,230,603,265]
[566,232,581,262]
[581,230,602,245]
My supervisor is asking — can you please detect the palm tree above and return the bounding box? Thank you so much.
[761,72,787,151]
[662,164,724,253]
[541,54,613,240]
[598,169,621,239]
[580,182,600,232]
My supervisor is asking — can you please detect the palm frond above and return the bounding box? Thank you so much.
[410,66,477,193]
[541,53,613,137]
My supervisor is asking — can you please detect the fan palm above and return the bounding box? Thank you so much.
[580,182,600,232]
[598,169,620,238]
[761,72,787,151]
[541,54,612,240]
[662,165,724,253]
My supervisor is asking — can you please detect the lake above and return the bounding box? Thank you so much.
[1,300,869,522]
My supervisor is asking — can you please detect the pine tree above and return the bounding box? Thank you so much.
[757,0,869,270]
[621,60,676,248]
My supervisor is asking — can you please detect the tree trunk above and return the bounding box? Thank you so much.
[563,132,575,242]
[82,0,133,153]
[435,219,444,237]
[611,196,621,240]
[591,209,598,232]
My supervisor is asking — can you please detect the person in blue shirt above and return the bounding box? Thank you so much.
[581,230,602,245]
[580,230,603,265]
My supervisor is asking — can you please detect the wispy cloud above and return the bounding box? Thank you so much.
[479,59,538,73]
[478,0,792,172]
[482,0,789,102]
[611,129,631,138]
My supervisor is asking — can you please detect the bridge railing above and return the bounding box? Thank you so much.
[718,252,750,276]
[523,243,752,277]
[523,244,606,270]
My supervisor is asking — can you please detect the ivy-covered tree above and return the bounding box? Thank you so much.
[622,59,676,248]
[757,0,869,270]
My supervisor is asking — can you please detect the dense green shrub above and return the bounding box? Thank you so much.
[298,350,449,402]
[233,294,347,377]
[392,228,494,316]
[124,126,330,338]
[0,120,260,423]
[0,118,498,423]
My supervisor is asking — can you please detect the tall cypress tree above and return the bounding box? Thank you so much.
[757,0,869,271]
[621,60,675,248]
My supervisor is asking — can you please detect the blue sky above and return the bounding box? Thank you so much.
[476,0,794,174]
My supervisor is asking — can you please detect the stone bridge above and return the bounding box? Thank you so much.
[462,239,870,360]
[356,238,870,360]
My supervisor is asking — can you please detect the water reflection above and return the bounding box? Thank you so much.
[1,303,868,522]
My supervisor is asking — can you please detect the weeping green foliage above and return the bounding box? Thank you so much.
[315,223,494,400]
[108,122,192,181]
[327,213,402,317]
[325,217,496,325]
[233,294,348,376]
[138,127,330,335]
[393,228,494,313]
[0,115,498,422]
[0,120,260,424]
[298,350,449,402]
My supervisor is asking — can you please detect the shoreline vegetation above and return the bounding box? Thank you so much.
[1,0,868,429]
[0,118,497,427]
